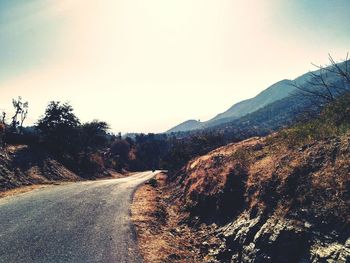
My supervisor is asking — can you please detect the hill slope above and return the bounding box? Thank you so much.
[167,120,202,133]
[167,60,349,134]
[173,132,350,262]
[0,145,80,192]
[167,79,296,133]
[211,79,294,122]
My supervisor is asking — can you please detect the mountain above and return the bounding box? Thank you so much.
[167,79,296,133]
[168,60,350,134]
[211,79,295,122]
[161,93,350,262]
[167,120,202,133]
[205,94,312,141]
[137,92,350,262]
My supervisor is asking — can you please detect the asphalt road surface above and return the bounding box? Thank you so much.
[0,171,157,263]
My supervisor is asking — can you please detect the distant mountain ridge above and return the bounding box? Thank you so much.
[167,120,202,133]
[167,60,350,134]
[167,79,297,133]
[211,79,294,122]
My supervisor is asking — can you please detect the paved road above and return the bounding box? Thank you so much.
[0,171,156,263]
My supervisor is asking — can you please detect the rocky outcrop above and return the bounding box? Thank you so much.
[203,211,349,263]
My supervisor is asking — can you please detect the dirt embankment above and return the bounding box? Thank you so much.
[131,173,221,263]
[179,133,350,262]
[0,144,130,197]
[133,134,350,262]
[0,145,80,194]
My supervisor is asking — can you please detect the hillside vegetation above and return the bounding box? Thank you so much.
[170,92,350,262]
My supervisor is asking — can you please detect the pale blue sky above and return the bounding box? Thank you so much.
[0,1,62,78]
[0,0,349,133]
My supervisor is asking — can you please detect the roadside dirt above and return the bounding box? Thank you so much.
[0,144,134,196]
[0,145,80,192]
[0,170,135,199]
[0,185,47,199]
[0,181,74,199]
[131,173,219,263]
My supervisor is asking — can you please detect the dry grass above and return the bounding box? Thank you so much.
[103,170,130,179]
[178,133,350,226]
[131,173,217,263]
[131,184,170,263]
[0,184,48,199]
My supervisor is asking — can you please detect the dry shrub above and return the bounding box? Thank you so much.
[180,132,350,228]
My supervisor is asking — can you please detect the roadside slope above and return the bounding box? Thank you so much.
[173,133,350,262]
[0,145,79,192]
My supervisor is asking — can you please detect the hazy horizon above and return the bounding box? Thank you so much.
[0,0,349,133]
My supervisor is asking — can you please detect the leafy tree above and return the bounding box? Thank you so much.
[110,140,130,159]
[37,101,80,156]
[279,91,350,147]
[109,139,131,171]
[80,120,109,150]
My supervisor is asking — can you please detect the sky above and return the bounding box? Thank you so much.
[0,0,349,133]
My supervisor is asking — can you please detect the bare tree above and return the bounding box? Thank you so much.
[291,54,350,103]
[1,112,5,124]
[0,121,5,148]
[11,97,29,133]
[19,105,28,133]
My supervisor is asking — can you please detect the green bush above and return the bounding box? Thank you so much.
[280,92,350,147]
[148,178,158,187]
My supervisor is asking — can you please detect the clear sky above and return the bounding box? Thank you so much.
[0,0,349,133]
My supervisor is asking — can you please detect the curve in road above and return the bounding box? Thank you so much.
[0,171,156,263]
